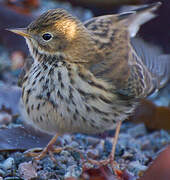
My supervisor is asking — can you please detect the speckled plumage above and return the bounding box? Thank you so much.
[8,2,170,166]
[19,2,170,135]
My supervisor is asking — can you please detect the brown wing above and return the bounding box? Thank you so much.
[84,14,133,94]
[83,2,165,99]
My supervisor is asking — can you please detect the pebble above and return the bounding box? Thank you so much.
[85,136,100,146]
[10,152,28,165]
[69,141,79,148]
[64,165,82,178]
[127,123,147,137]
[0,157,14,171]
[18,161,37,180]
[60,134,72,146]
[4,177,20,180]
[86,149,99,159]
[122,151,134,160]
[60,150,71,157]
[103,138,112,154]
[0,112,12,126]
[41,158,55,170]
[128,161,147,176]
[0,155,4,161]
[0,168,6,177]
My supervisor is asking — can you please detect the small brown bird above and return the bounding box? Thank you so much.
[8,2,170,171]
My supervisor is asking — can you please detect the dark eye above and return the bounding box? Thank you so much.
[42,33,52,41]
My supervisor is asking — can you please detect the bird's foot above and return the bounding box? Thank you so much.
[87,154,117,168]
[84,154,119,175]
[24,145,63,162]
[24,133,64,162]
[24,145,86,164]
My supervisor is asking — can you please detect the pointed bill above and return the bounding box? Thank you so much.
[6,28,30,38]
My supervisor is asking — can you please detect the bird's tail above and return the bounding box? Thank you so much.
[131,38,170,94]
[119,2,161,37]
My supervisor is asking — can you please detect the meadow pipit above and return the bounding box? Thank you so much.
[8,1,170,171]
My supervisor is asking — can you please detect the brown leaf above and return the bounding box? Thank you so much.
[81,166,114,180]
[138,146,170,180]
[80,166,134,180]
[129,99,170,130]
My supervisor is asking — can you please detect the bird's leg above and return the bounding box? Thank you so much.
[35,133,60,161]
[86,121,122,172]
[110,120,122,170]
[25,133,86,163]
[25,133,62,161]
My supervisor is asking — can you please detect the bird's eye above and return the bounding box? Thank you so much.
[42,33,52,41]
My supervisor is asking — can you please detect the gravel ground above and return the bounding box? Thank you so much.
[0,122,169,179]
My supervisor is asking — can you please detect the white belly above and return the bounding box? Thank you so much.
[22,61,134,134]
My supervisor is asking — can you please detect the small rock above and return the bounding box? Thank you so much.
[60,134,72,146]
[37,170,49,179]
[60,150,71,157]
[0,168,6,177]
[10,51,25,70]
[128,161,147,175]
[10,152,27,165]
[86,136,100,146]
[0,112,12,126]
[127,124,147,137]
[104,138,112,154]
[122,151,133,160]
[95,140,105,153]
[4,177,20,180]
[41,157,55,170]
[18,161,37,180]
[69,141,79,148]
[0,155,4,161]
[64,165,82,178]
[86,149,99,160]
[1,157,14,170]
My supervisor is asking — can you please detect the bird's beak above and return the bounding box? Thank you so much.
[6,28,30,38]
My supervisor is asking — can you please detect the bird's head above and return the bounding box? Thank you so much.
[7,9,93,62]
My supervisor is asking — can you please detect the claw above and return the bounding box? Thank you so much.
[84,121,122,174]
[24,147,43,157]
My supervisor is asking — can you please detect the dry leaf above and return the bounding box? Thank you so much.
[138,146,170,180]
[129,99,170,130]
[81,166,135,180]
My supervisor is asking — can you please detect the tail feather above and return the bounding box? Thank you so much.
[120,2,161,37]
[131,38,170,91]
